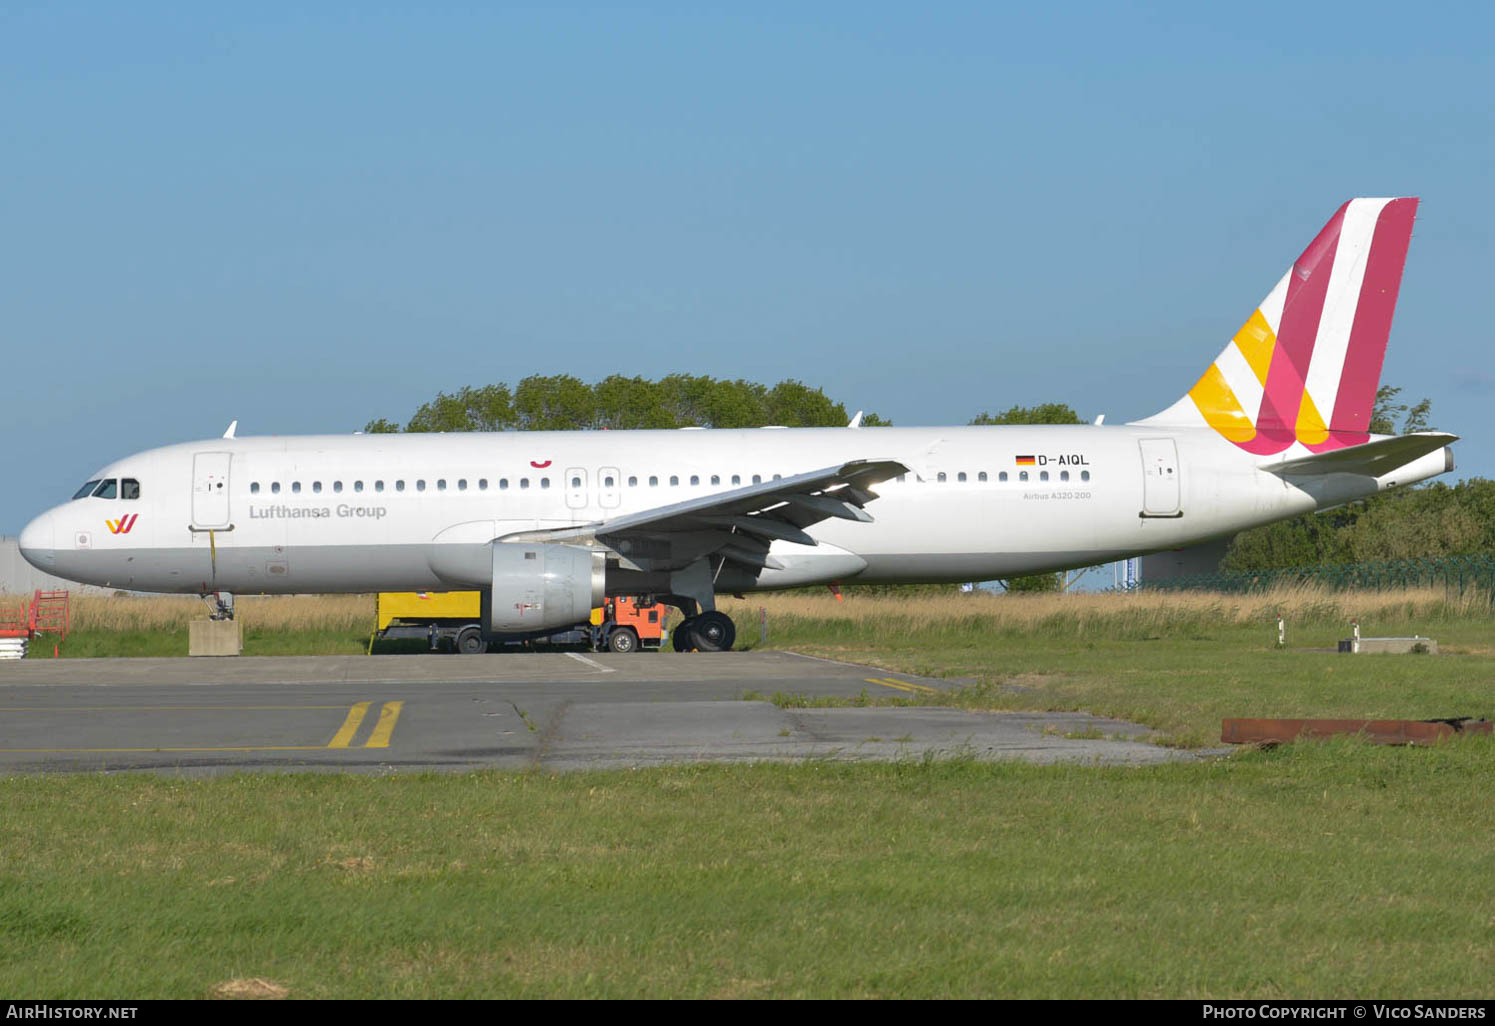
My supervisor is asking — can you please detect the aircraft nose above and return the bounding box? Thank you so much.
[18,510,56,570]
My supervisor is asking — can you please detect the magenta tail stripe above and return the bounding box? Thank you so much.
[1237,203,1347,454]
[1306,198,1419,451]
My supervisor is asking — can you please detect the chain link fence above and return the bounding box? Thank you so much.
[1142,554,1495,601]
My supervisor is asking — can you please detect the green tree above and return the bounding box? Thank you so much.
[592,375,673,430]
[970,403,1085,426]
[403,384,516,433]
[1000,572,1061,593]
[1369,385,1434,435]
[368,375,884,432]
[763,379,849,427]
[513,375,596,431]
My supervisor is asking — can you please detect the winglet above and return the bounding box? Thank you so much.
[223,420,238,439]
[847,411,864,429]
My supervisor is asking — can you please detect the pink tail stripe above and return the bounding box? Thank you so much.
[1307,197,1419,451]
[1237,202,1348,454]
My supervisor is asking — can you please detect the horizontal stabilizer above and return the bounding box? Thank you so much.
[1263,432,1457,478]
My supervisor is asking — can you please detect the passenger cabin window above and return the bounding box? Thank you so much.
[999,472,1008,482]
[1019,471,1029,482]
[334,481,344,493]
[732,475,741,485]
[292,482,302,493]
[978,472,987,482]
[1081,470,1091,482]
[313,482,323,493]
[957,472,967,483]
[628,476,637,487]
[354,481,364,492]
[73,480,101,500]
[479,479,488,490]
[271,482,280,495]
[937,473,946,483]
[375,481,385,492]
[690,475,699,486]
[1060,471,1069,482]
[396,481,405,492]
[121,479,141,499]
[437,479,447,491]
[520,478,530,489]
[752,475,761,484]
[92,479,117,499]
[250,482,261,494]
[649,476,658,487]
[1040,471,1049,482]
[669,475,679,487]
[710,475,719,485]
[500,479,509,490]
[540,477,550,489]
[458,479,468,491]
[416,480,426,491]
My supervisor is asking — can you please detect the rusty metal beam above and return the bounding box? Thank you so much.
[1222,718,1492,746]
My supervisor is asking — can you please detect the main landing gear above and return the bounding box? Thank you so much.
[671,610,737,652]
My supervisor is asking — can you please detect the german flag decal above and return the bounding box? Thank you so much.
[1014,455,1036,466]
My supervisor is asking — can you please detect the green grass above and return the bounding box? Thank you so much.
[1,746,1491,999]
[9,590,1495,997]
[739,605,1495,748]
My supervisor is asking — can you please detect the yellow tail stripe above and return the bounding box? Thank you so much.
[1234,308,1277,385]
[1295,390,1330,445]
[328,702,371,748]
[1188,363,1257,442]
[364,701,404,748]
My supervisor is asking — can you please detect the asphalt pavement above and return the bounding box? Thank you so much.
[0,650,1210,775]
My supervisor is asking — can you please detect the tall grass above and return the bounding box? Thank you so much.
[7,584,1489,661]
[51,593,377,633]
[722,582,1491,642]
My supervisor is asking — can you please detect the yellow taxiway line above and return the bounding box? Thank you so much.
[865,677,939,695]
[0,701,404,753]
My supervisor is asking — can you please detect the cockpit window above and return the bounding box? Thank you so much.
[72,480,101,500]
[121,479,141,500]
[92,479,118,499]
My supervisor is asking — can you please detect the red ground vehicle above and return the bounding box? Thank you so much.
[593,596,665,653]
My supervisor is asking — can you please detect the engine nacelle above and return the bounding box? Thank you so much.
[487,542,606,633]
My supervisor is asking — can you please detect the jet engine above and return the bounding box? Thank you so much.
[487,542,606,633]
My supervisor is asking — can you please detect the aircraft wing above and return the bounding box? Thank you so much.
[498,458,908,572]
[1263,433,1458,478]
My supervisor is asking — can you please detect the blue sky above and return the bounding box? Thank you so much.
[3,2,1491,532]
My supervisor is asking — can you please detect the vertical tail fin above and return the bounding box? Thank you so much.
[1139,197,1419,454]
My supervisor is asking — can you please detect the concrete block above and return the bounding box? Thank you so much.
[189,619,243,657]
[1337,637,1437,655]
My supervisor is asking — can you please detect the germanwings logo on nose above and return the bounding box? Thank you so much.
[105,514,139,535]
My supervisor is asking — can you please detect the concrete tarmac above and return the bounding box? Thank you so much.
[0,651,1208,775]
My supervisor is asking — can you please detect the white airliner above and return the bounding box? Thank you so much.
[19,197,1456,651]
